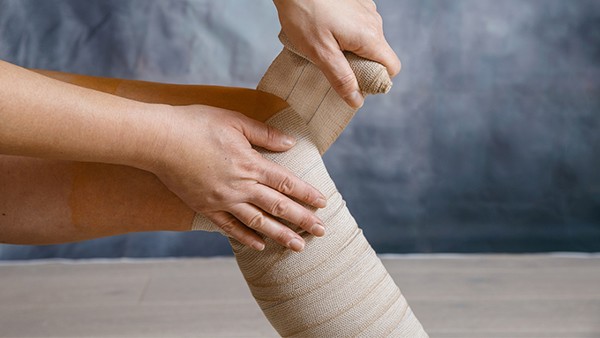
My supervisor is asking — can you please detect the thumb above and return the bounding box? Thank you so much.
[313,46,364,109]
[237,116,296,152]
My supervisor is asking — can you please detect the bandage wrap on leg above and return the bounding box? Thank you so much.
[192,34,428,337]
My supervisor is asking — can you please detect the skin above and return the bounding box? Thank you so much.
[1,157,193,244]
[1,71,308,249]
[0,0,399,251]
[273,0,401,108]
[0,62,325,252]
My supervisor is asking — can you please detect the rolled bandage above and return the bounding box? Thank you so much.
[192,33,428,337]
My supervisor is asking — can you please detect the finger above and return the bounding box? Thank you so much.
[249,185,325,237]
[230,203,306,252]
[207,211,266,251]
[236,115,296,152]
[312,44,364,109]
[355,35,402,78]
[257,157,327,209]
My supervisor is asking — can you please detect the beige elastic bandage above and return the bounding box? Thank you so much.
[191,33,428,337]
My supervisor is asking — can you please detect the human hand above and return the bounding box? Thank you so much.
[273,0,401,108]
[149,105,327,252]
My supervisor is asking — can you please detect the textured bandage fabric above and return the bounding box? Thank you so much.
[191,34,428,337]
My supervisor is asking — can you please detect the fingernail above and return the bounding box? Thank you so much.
[311,224,325,237]
[287,238,304,252]
[316,196,327,208]
[253,242,265,251]
[346,90,364,109]
[282,136,296,147]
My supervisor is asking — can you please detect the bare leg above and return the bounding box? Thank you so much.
[2,45,428,336]
[0,72,288,244]
[0,157,191,244]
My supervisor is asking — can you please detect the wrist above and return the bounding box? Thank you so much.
[120,102,176,175]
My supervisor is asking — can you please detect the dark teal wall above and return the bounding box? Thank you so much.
[1,0,599,258]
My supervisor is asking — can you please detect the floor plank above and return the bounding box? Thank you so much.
[0,255,598,337]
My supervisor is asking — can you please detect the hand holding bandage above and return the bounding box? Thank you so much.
[273,0,401,109]
[152,104,327,252]
[192,34,428,337]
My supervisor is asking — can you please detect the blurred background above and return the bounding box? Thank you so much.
[0,0,599,259]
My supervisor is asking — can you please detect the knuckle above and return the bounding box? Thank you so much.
[299,212,315,228]
[219,217,237,234]
[206,186,228,205]
[313,47,344,71]
[314,46,333,63]
[275,229,293,244]
[265,125,279,144]
[365,24,380,40]
[373,12,383,24]
[247,212,267,231]
[277,176,296,195]
[254,166,268,183]
[308,43,331,64]
[364,29,383,48]
[332,71,357,94]
[304,188,317,205]
[238,156,257,174]
[393,58,402,76]
[253,168,271,187]
[270,199,289,217]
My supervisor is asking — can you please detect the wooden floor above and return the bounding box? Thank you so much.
[0,254,599,337]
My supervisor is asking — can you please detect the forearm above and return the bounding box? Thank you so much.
[0,60,165,170]
[0,67,291,245]
[0,154,193,244]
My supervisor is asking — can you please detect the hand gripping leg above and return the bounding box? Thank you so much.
[192,34,428,337]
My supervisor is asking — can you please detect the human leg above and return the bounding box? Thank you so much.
[191,35,428,336]
[0,74,287,244]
